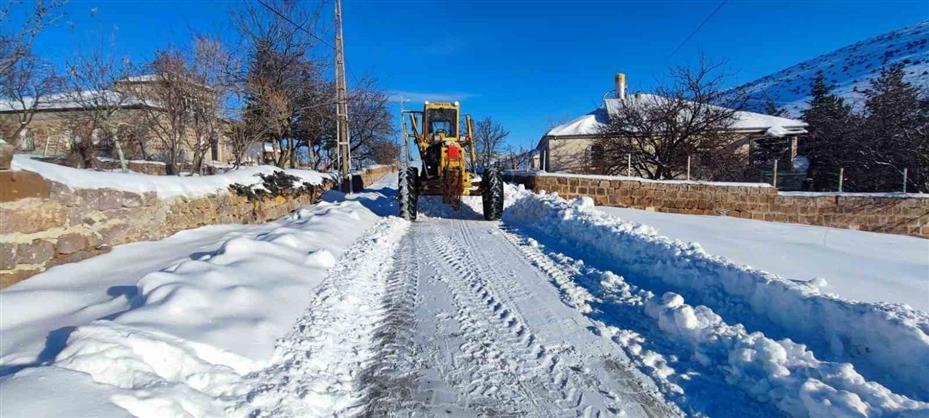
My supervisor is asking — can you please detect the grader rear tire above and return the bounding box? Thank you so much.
[482,168,504,221]
[398,166,418,221]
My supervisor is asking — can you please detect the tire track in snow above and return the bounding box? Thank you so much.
[367,210,673,417]
[448,219,674,418]
[356,224,431,415]
[236,218,409,417]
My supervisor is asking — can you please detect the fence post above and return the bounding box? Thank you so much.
[686,155,691,181]
[903,168,908,194]
[838,167,844,193]
[772,159,778,188]
[627,154,631,177]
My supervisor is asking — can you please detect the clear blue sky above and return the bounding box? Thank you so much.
[22,0,929,149]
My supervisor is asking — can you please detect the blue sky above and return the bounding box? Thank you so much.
[22,0,929,149]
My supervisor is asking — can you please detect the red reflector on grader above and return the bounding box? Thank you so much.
[447,145,461,160]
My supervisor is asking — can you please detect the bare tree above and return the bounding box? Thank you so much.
[234,0,325,169]
[127,50,195,175]
[347,78,394,167]
[188,35,235,173]
[596,59,744,180]
[0,0,62,147]
[62,52,133,169]
[473,117,509,170]
[499,145,533,170]
[0,0,61,75]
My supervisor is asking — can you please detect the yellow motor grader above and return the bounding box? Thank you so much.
[398,101,503,221]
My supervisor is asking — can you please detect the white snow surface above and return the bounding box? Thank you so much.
[596,207,929,311]
[11,154,329,198]
[503,187,929,407]
[0,176,404,417]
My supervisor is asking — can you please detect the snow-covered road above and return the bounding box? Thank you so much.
[359,211,675,417]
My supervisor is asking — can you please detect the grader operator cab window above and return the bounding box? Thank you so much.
[426,108,458,139]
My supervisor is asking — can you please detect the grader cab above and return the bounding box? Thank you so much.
[398,101,504,221]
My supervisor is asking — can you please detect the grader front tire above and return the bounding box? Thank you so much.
[482,168,504,221]
[398,167,419,221]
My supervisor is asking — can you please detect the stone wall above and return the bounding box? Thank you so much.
[0,165,395,288]
[351,164,397,191]
[505,172,929,238]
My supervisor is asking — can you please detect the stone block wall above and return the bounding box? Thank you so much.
[351,164,397,191]
[505,172,929,238]
[0,165,395,288]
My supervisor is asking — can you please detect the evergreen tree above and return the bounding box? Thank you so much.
[801,72,853,191]
[764,99,786,117]
[857,63,929,191]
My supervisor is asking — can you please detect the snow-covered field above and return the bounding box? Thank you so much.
[596,207,929,311]
[1,173,926,417]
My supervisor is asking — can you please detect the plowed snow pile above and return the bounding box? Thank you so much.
[503,185,929,416]
[0,182,408,417]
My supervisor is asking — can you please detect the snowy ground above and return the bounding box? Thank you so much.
[0,176,403,417]
[1,174,927,417]
[595,207,929,311]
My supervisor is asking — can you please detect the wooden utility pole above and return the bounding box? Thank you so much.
[334,0,352,192]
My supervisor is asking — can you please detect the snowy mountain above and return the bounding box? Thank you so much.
[730,21,929,116]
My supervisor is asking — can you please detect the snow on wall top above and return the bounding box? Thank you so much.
[11,154,330,198]
[507,169,774,188]
[544,94,807,138]
[728,21,929,115]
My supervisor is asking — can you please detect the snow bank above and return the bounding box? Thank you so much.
[0,224,258,368]
[503,187,929,401]
[504,217,928,416]
[11,154,330,198]
[642,291,927,416]
[238,217,409,416]
[0,180,406,417]
[596,207,929,310]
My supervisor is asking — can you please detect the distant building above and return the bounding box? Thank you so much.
[0,75,235,165]
[535,74,808,179]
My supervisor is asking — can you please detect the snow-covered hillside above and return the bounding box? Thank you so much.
[730,21,929,115]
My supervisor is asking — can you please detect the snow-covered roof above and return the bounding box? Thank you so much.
[544,93,808,139]
[0,89,151,112]
[119,74,161,83]
[545,108,611,137]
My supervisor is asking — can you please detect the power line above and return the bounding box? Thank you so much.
[254,0,336,50]
[255,0,362,84]
[668,0,728,58]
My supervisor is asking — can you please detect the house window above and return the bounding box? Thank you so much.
[588,144,604,173]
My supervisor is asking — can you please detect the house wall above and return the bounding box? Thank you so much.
[543,137,597,173]
[0,164,397,288]
[504,172,929,238]
[543,134,788,179]
[1,109,235,164]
